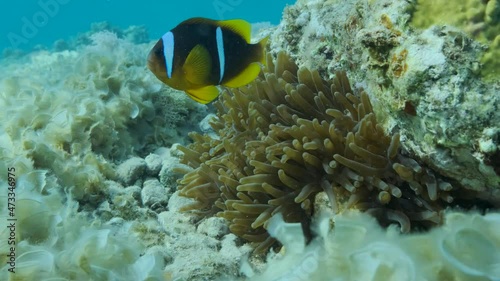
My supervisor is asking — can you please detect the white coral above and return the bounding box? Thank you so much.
[249,211,500,281]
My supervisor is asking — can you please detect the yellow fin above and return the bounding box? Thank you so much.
[185,85,220,104]
[218,19,252,43]
[257,36,269,65]
[183,44,212,86]
[223,62,262,88]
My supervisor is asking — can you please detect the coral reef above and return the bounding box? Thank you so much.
[1,2,499,280]
[176,51,470,252]
[158,191,251,280]
[248,210,500,281]
[0,30,204,202]
[0,171,165,280]
[270,0,500,199]
[0,29,246,281]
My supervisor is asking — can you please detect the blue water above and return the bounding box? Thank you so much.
[1,0,294,53]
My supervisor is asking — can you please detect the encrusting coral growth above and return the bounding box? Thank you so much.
[176,51,462,252]
[272,0,500,197]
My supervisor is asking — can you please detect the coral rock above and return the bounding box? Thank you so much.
[117,157,146,185]
[145,153,163,176]
[141,179,169,209]
[271,0,500,196]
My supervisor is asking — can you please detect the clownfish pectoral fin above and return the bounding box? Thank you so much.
[218,19,252,43]
[185,85,220,104]
[223,62,262,88]
[183,44,212,86]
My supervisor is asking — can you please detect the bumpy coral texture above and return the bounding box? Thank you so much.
[273,0,500,195]
[411,0,500,81]
[177,52,455,251]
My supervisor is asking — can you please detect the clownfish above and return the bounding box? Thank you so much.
[147,17,268,104]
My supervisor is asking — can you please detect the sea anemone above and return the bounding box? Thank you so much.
[176,51,456,252]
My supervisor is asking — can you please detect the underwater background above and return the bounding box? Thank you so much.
[1,0,499,280]
[1,0,294,52]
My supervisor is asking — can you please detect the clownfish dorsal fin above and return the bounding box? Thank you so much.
[223,62,262,88]
[183,44,212,86]
[218,19,252,43]
[180,17,211,25]
[186,85,220,104]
